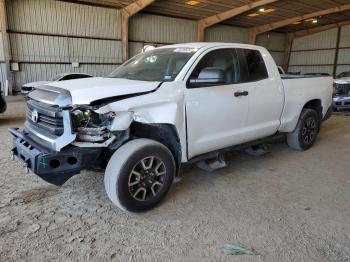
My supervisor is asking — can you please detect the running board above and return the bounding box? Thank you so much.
[245,143,270,157]
[196,153,226,172]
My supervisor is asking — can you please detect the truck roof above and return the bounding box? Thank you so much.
[158,42,265,51]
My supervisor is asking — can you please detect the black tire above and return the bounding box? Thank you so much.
[104,138,175,212]
[286,108,320,151]
[0,95,6,114]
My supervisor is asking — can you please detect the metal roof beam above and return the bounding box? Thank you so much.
[249,3,350,43]
[290,19,350,39]
[197,0,279,42]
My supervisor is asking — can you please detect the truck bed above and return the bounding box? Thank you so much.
[278,76,333,133]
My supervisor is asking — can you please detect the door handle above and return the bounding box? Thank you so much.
[234,91,249,97]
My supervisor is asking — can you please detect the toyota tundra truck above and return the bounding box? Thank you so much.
[9,43,333,212]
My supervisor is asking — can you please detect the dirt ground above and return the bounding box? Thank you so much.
[0,96,349,262]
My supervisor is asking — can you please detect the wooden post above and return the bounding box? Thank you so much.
[197,21,205,42]
[0,0,12,95]
[121,10,129,62]
[121,0,155,62]
[282,33,294,72]
[248,28,257,44]
[333,26,341,78]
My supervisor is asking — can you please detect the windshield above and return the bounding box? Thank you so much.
[109,47,198,82]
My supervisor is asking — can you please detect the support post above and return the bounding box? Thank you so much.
[283,33,294,72]
[333,26,341,78]
[120,0,155,62]
[248,28,257,44]
[197,21,205,42]
[0,0,12,95]
[121,10,129,62]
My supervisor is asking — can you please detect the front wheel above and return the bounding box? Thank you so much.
[104,139,176,212]
[286,108,320,151]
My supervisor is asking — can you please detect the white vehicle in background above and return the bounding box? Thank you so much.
[333,72,350,111]
[20,73,93,96]
[10,43,333,212]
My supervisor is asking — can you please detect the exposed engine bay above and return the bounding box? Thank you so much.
[71,109,115,143]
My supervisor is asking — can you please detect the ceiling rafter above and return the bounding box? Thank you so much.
[196,0,279,42]
[248,3,350,43]
[289,19,350,39]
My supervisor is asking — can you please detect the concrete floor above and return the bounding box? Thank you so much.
[0,96,349,262]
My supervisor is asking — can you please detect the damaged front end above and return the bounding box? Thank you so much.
[9,92,133,186]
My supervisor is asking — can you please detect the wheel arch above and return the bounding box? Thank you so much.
[303,99,323,121]
[129,122,182,175]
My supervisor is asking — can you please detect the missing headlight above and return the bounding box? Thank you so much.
[71,109,114,142]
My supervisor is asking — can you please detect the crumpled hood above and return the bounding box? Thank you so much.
[31,77,161,106]
[23,81,50,87]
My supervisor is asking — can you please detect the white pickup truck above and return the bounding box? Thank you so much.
[10,43,333,212]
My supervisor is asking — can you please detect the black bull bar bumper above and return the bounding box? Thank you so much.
[9,128,102,186]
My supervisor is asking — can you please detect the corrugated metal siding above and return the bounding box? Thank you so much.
[129,13,196,43]
[6,0,122,92]
[288,65,333,75]
[205,25,248,43]
[337,48,350,64]
[270,52,284,66]
[10,33,122,64]
[339,24,350,48]
[7,0,121,38]
[13,63,118,88]
[289,50,336,65]
[129,42,144,58]
[292,28,338,50]
[336,65,350,75]
[256,32,285,51]
[0,32,4,61]
[288,27,342,75]
[0,63,6,90]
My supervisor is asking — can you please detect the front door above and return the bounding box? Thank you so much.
[185,48,249,159]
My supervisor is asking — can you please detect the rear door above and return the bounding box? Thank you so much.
[236,48,284,142]
[185,48,249,158]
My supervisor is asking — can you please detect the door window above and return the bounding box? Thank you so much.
[238,49,268,82]
[188,49,241,86]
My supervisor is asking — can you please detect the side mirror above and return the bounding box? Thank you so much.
[189,67,227,88]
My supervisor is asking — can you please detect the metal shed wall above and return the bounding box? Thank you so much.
[6,0,287,92]
[129,13,197,44]
[205,25,249,43]
[256,32,285,66]
[337,24,350,75]
[287,27,349,75]
[6,0,121,91]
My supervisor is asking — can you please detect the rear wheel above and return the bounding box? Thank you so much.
[104,139,175,212]
[286,108,320,151]
[0,95,6,113]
